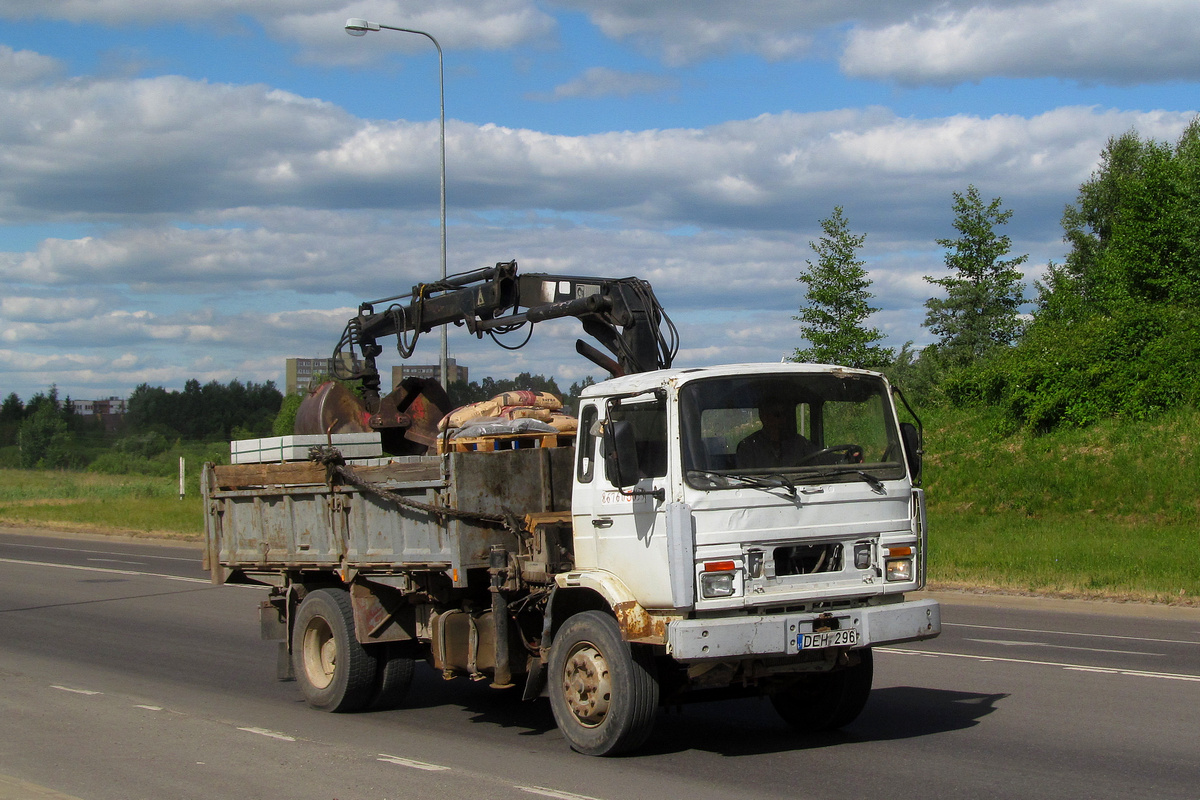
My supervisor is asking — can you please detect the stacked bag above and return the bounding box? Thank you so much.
[438,390,578,440]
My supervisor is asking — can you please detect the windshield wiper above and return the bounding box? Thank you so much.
[689,470,797,499]
[804,467,887,494]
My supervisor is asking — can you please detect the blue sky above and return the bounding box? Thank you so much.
[2,1,1199,402]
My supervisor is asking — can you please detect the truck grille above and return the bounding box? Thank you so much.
[772,543,843,576]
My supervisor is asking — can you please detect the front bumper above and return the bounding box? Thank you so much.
[666,598,940,662]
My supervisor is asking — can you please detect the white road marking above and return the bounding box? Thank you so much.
[50,685,101,695]
[944,622,1200,647]
[0,556,259,589]
[86,558,146,566]
[376,754,450,771]
[517,787,605,800]
[963,637,1163,657]
[1,541,197,562]
[880,647,1200,682]
[237,727,296,741]
[134,705,163,711]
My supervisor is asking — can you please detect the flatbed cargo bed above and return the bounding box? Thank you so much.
[203,447,573,586]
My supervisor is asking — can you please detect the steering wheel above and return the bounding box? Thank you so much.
[796,443,863,465]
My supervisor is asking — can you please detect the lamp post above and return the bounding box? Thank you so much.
[345,18,449,389]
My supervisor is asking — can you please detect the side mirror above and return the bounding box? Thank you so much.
[900,422,922,484]
[602,420,640,489]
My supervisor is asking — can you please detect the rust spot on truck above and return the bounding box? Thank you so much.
[613,600,669,644]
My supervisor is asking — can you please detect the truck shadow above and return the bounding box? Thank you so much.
[641,686,1008,756]
[392,666,1006,754]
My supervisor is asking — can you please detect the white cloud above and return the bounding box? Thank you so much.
[0,45,62,88]
[1,61,1196,399]
[842,0,1200,85]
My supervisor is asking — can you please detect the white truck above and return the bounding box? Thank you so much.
[203,264,940,755]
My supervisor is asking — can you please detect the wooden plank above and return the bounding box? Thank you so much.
[213,462,326,488]
[353,461,442,483]
[212,459,443,489]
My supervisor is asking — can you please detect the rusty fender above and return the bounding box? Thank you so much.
[555,570,681,645]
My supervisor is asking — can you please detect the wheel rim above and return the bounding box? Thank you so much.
[301,617,336,690]
[561,641,612,727]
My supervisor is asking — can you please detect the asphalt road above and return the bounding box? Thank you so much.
[1,529,1198,800]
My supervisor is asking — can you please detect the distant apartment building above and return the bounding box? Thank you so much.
[390,358,468,388]
[70,397,127,416]
[285,354,355,395]
[70,397,127,432]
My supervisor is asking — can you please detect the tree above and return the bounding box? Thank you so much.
[1053,120,1200,316]
[0,392,23,447]
[923,185,1027,366]
[0,392,22,422]
[17,401,74,468]
[792,206,892,369]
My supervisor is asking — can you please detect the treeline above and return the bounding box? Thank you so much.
[797,119,1200,432]
[126,379,282,441]
[447,372,595,411]
[0,379,281,471]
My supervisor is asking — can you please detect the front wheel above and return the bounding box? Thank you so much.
[771,648,873,734]
[292,588,377,713]
[548,611,659,756]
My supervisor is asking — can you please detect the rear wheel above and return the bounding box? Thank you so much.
[292,588,377,712]
[771,648,873,734]
[368,643,416,710]
[548,611,659,756]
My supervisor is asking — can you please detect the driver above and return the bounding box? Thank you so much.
[736,396,815,468]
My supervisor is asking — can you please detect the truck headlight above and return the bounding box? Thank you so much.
[885,545,914,582]
[700,571,736,598]
[700,560,738,598]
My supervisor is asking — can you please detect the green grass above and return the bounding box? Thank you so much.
[921,405,1200,603]
[0,469,203,539]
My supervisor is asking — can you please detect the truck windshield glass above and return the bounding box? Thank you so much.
[679,374,905,490]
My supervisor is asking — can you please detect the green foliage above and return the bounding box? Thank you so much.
[924,185,1027,366]
[1057,120,1200,314]
[993,120,1200,430]
[272,393,305,436]
[126,378,282,440]
[962,305,1200,431]
[115,431,171,459]
[792,207,892,369]
[17,401,77,469]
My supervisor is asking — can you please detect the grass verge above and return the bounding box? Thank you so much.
[0,469,203,540]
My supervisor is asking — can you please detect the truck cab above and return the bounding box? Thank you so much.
[547,363,939,751]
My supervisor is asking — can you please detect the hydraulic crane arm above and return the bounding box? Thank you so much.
[332,260,678,409]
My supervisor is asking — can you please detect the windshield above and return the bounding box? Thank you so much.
[680,373,906,490]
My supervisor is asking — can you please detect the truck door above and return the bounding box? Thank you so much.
[576,394,672,610]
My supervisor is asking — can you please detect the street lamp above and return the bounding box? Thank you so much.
[345,18,449,390]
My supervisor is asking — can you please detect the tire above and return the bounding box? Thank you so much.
[771,648,873,734]
[368,643,416,711]
[548,611,659,756]
[292,588,377,713]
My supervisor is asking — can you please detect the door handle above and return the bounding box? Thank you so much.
[592,517,613,528]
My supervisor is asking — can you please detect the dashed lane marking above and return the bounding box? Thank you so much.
[237,727,296,742]
[49,685,101,696]
[517,787,605,800]
[376,754,450,771]
[945,621,1200,647]
[880,647,1200,682]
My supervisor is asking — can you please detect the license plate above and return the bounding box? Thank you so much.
[798,628,859,650]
